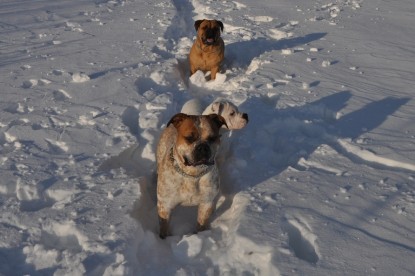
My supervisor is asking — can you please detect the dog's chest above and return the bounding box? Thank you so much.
[191,40,224,69]
[202,51,223,66]
[163,170,219,206]
[182,178,217,206]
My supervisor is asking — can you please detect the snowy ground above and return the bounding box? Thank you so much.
[1,0,415,275]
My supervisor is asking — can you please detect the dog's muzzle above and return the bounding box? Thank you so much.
[202,29,218,45]
[195,142,211,160]
[184,143,213,166]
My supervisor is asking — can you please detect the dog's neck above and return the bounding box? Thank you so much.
[169,147,214,179]
[197,40,221,54]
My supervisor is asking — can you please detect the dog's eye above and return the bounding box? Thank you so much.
[185,135,196,144]
[230,111,235,116]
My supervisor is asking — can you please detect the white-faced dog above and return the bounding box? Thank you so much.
[181,98,248,130]
[202,99,248,130]
[181,98,248,166]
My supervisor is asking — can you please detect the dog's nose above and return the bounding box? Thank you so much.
[206,28,216,38]
[195,143,211,160]
[242,113,249,122]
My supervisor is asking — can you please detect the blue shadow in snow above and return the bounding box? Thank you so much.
[226,32,327,68]
[235,91,410,189]
[215,92,410,219]
[334,97,409,139]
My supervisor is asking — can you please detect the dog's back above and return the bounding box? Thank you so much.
[180,98,204,115]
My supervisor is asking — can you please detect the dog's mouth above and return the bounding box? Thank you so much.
[184,156,214,167]
[202,36,217,45]
[205,38,215,45]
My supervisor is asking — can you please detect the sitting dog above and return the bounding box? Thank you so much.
[156,113,227,239]
[189,19,225,80]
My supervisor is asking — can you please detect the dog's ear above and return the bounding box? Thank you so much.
[216,20,224,32]
[194,20,204,31]
[211,102,224,115]
[167,113,188,129]
[207,114,228,129]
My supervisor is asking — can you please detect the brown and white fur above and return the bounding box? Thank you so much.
[181,98,249,169]
[181,98,248,130]
[156,113,227,239]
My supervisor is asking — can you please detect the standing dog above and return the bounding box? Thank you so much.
[189,19,225,80]
[156,113,227,239]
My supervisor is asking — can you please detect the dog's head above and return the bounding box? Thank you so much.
[209,101,248,130]
[167,113,227,166]
[194,19,224,46]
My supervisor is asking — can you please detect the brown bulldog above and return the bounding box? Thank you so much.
[156,113,227,239]
[189,19,225,80]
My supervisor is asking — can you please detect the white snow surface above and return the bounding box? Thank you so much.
[1,0,415,275]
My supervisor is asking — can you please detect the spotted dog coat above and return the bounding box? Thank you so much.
[156,113,226,239]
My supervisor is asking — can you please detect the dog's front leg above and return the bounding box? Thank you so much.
[157,202,171,239]
[210,66,219,80]
[190,63,198,76]
[196,202,214,232]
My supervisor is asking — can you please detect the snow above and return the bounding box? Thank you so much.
[1,0,415,275]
